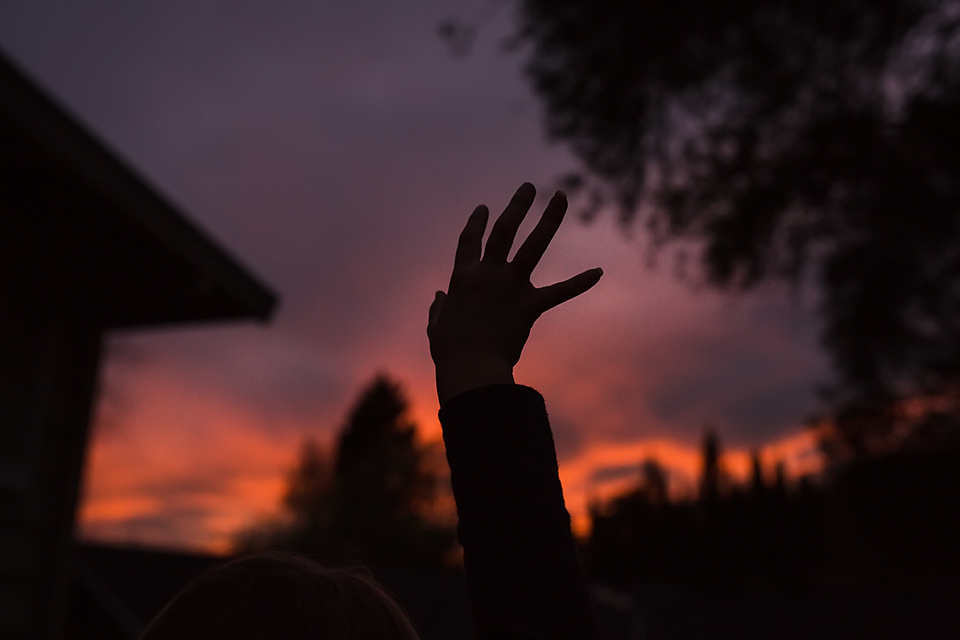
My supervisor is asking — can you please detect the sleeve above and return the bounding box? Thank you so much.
[439,384,595,640]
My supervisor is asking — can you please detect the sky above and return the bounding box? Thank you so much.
[1,0,830,553]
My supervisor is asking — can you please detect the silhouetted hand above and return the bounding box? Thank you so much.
[428,182,602,405]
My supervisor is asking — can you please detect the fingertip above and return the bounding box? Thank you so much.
[577,268,603,294]
[517,182,536,197]
[428,290,446,328]
[586,268,603,288]
[548,189,569,216]
[460,206,488,244]
[584,268,603,290]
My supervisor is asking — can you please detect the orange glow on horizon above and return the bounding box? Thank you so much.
[80,252,827,555]
[79,359,823,554]
[559,428,823,539]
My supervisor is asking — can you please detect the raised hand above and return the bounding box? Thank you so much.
[428,182,603,405]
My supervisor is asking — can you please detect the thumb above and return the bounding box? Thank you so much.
[536,268,603,313]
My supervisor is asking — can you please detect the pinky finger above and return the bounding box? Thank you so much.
[536,268,603,313]
[428,290,447,333]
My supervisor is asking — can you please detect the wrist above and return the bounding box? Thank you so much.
[434,355,515,406]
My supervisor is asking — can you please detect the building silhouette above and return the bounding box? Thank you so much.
[0,49,276,639]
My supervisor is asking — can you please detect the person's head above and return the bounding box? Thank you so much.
[139,552,420,640]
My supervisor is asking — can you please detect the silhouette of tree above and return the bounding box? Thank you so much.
[585,442,824,596]
[773,460,787,494]
[698,428,725,503]
[510,0,960,450]
[749,449,765,496]
[238,375,457,568]
[282,438,334,540]
[640,459,668,506]
[584,457,684,585]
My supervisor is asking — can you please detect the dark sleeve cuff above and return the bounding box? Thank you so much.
[439,384,565,509]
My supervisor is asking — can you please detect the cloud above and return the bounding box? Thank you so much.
[520,217,828,451]
[81,359,300,552]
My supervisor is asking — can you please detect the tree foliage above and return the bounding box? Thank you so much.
[238,375,456,568]
[513,0,960,452]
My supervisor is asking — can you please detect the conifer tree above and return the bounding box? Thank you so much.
[240,375,456,568]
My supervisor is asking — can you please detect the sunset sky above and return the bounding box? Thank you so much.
[2,0,829,553]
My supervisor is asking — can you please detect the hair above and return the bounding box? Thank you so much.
[138,552,420,640]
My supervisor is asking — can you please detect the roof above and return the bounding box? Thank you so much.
[0,50,277,328]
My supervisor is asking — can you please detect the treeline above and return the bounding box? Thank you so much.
[235,371,960,602]
[583,419,960,598]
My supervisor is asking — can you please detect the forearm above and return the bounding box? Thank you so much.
[440,385,595,640]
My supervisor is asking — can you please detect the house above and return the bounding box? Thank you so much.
[0,49,276,639]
